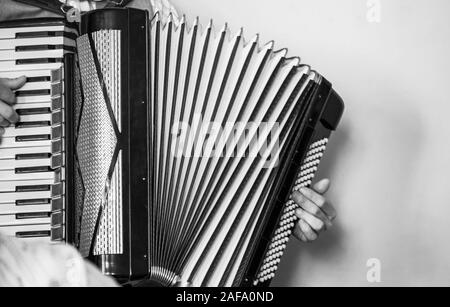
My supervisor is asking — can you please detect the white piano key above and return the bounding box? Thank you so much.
[0,138,51,149]
[0,179,55,192]
[16,94,55,104]
[0,157,53,170]
[0,214,51,227]
[0,37,76,50]
[14,102,53,110]
[0,224,51,238]
[1,125,54,137]
[0,25,77,39]
[0,203,52,215]
[0,69,52,79]
[18,113,53,122]
[15,98,62,110]
[0,145,53,160]
[0,155,64,170]
[18,113,52,122]
[0,170,57,182]
[0,61,64,73]
[0,190,53,204]
[0,49,70,61]
[18,81,51,91]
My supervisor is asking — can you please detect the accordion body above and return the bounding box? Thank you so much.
[0,8,344,287]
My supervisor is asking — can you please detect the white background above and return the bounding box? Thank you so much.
[170,0,450,286]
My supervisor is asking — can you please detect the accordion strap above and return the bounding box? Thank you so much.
[104,0,133,8]
[12,0,133,16]
[12,0,67,16]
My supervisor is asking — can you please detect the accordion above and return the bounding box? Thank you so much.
[0,8,344,287]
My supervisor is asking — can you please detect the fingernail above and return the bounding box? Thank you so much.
[13,112,19,123]
[9,112,19,124]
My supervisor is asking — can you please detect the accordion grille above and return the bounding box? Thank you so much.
[74,64,84,247]
[92,30,123,256]
[76,32,122,257]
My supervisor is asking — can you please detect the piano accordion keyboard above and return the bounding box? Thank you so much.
[0,21,76,244]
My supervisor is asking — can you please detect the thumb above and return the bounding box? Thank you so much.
[1,76,27,90]
[313,178,331,195]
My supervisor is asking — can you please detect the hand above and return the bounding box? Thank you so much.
[0,76,26,136]
[292,179,337,243]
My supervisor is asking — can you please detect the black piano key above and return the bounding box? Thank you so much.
[16,108,51,116]
[15,89,51,97]
[15,166,51,174]
[26,76,51,83]
[15,121,50,128]
[16,231,51,238]
[15,31,77,40]
[16,185,51,192]
[16,58,63,65]
[15,135,50,142]
[16,212,51,220]
[15,153,51,160]
[16,44,76,53]
[16,199,50,206]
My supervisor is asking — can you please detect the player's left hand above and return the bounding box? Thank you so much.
[292,179,337,243]
[0,76,26,137]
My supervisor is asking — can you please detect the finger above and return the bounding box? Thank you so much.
[0,76,27,90]
[0,83,15,105]
[304,189,337,221]
[0,100,19,124]
[292,191,332,228]
[295,208,326,233]
[293,226,309,243]
[313,178,331,195]
[323,201,337,221]
[0,76,26,104]
[0,126,4,137]
[0,114,10,127]
[298,219,317,242]
[310,179,337,220]
[299,186,326,208]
